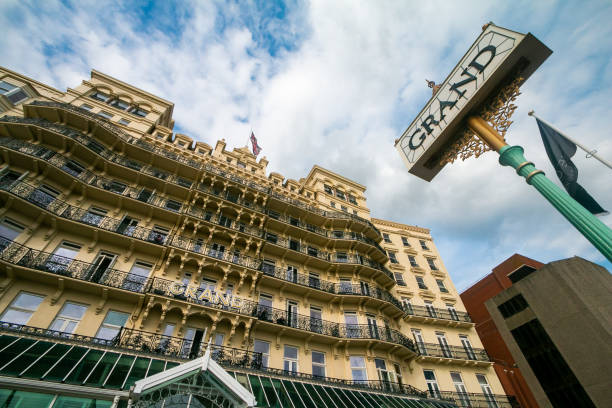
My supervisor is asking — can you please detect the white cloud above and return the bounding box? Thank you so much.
[1,0,611,289]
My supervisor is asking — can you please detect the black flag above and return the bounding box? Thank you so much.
[535,118,608,216]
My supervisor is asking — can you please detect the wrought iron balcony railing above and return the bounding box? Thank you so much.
[22,103,384,237]
[404,304,472,323]
[429,390,515,408]
[415,342,490,362]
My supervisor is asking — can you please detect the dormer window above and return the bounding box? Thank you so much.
[109,99,130,110]
[128,106,148,117]
[324,184,333,194]
[0,81,29,104]
[237,161,246,168]
[90,91,110,102]
[336,190,346,200]
[348,194,357,204]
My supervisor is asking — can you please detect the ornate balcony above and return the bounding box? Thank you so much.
[415,342,490,363]
[430,391,516,408]
[404,304,472,324]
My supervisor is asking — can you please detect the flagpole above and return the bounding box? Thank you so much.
[528,111,612,170]
[467,116,612,262]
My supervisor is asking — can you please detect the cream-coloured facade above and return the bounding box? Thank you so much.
[0,66,510,407]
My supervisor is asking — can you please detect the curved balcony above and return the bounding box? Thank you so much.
[404,304,472,325]
[259,264,404,315]
[23,102,384,238]
[416,342,490,363]
[430,391,515,408]
[147,278,416,354]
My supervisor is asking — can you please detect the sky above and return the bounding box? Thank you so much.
[2,0,611,291]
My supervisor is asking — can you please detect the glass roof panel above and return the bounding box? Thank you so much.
[123,357,151,390]
[388,396,414,408]
[84,352,120,387]
[337,389,365,408]
[0,335,17,350]
[146,359,166,378]
[65,349,104,384]
[312,384,337,408]
[248,374,269,407]
[45,346,88,381]
[281,380,307,408]
[356,391,382,407]
[271,377,294,408]
[1,340,52,376]
[302,383,328,407]
[322,386,350,408]
[259,376,281,407]
[292,382,317,407]
[104,354,135,389]
[0,338,35,367]
[234,372,252,394]
[21,343,70,379]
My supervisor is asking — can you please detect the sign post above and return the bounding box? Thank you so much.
[395,23,612,262]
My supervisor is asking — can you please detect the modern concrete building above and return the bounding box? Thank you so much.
[486,257,611,408]
[461,254,544,408]
[0,66,510,407]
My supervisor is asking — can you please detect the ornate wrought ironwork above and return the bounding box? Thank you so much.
[416,342,490,362]
[430,391,515,408]
[404,303,472,323]
[438,74,523,166]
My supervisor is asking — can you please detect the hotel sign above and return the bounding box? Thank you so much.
[395,24,551,181]
[167,283,244,308]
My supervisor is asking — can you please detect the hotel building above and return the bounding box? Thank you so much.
[0,66,510,407]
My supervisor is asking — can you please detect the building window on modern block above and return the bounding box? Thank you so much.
[388,251,399,264]
[0,292,45,326]
[401,236,410,247]
[350,356,368,383]
[49,301,88,334]
[436,279,449,293]
[394,272,406,286]
[419,240,430,250]
[312,351,326,378]
[0,80,29,104]
[383,233,392,243]
[427,258,439,270]
[416,276,427,290]
[408,255,419,267]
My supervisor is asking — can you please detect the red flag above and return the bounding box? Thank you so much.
[250,131,262,156]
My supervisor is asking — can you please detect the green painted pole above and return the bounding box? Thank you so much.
[498,145,612,262]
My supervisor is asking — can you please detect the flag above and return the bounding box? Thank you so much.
[535,118,607,216]
[250,131,262,157]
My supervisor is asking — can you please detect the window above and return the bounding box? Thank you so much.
[30,184,59,208]
[110,99,129,110]
[46,242,81,273]
[336,190,346,200]
[257,294,272,320]
[460,335,477,360]
[424,300,437,318]
[118,118,131,125]
[416,276,427,290]
[261,259,276,275]
[333,230,343,238]
[451,372,471,407]
[0,80,29,104]
[177,141,186,147]
[82,207,107,226]
[0,217,24,243]
[375,359,391,389]
[307,246,318,257]
[330,201,336,208]
[289,217,299,226]
[339,278,352,294]
[310,306,322,333]
[401,236,410,247]
[350,356,367,383]
[447,304,459,321]
[268,210,280,220]
[97,110,114,119]
[0,292,44,325]
[412,329,426,354]
[289,239,300,251]
[348,194,357,204]
[436,279,448,293]
[352,210,357,215]
[427,258,438,270]
[402,298,414,315]
[116,215,138,236]
[80,104,93,110]
[254,340,270,368]
[476,374,499,408]
[226,158,232,163]
[128,106,148,117]
[424,370,441,398]
[324,184,333,194]
[199,278,217,293]
[237,161,246,168]
[126,261,152,291]
[182,272,193,287]
[341,205,347,212]
[283,345,298,373]
[265,232,278,244]
[95,310,129,340]
[312,351,326,377]
[165,200,182,212]
[498,294,529,318]
[149,225,169,244]
[436,332,452,358]
[209,243,225,259]
[394,272,406,286]
[106,180,127,194]
[308,273,320,289]
[90,91,110,102]
[344,312,359,338]
[408,255,418,267]
[286,300,298,327]
[388,251,398,264]
[382,233,391,243]
[336,252,347,263]
[366,314,379,339]
[419,240,429,250]
[49,302,88,334]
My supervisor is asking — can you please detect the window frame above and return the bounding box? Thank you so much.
[0,291,45,325]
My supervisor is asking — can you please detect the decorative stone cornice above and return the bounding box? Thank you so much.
[370,218,430,234]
